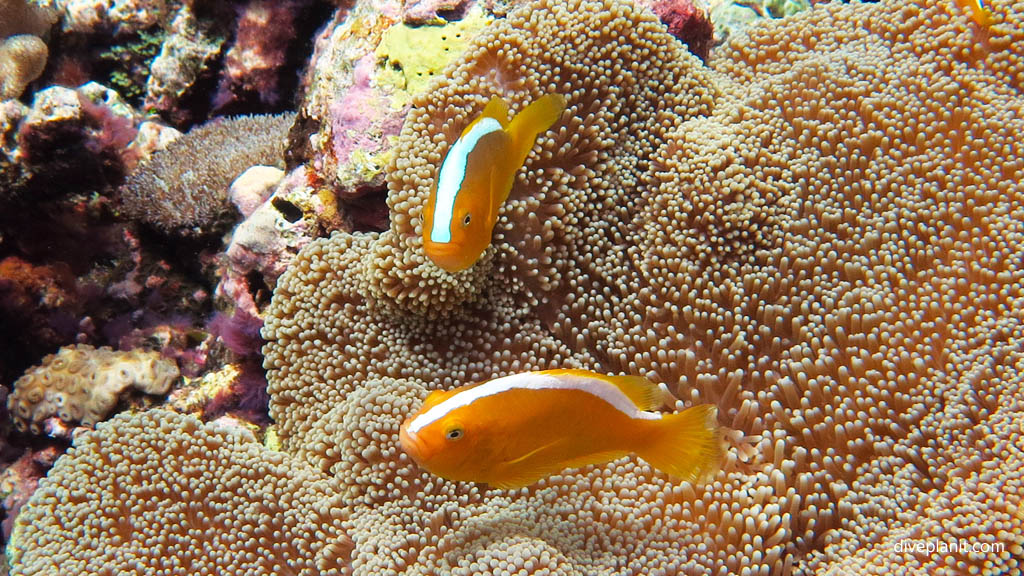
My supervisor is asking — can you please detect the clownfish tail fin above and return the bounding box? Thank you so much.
[639,404,723,484]
[508,93,567,167]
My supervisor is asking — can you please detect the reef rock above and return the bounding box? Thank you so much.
[11,82,140,196]
[298,0,490,207]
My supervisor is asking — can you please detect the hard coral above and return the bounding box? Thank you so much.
[8,410,352,575]
[119,112,294,235]
[7,344,180,435]
[0,0,57,101]
[0,35,47,100]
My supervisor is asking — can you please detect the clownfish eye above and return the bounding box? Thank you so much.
[445,428,464,441]
[462,213,471,226]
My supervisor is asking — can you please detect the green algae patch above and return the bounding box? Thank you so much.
[375,7,489,100]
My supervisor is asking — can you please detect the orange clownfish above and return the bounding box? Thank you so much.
[422,94,566,273]
[399,369,723,489]
[954,0,993,27]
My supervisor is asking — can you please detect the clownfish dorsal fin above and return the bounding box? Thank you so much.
[419,389,449,411]
[419,379,488,411]
[474,96,511,129]
[420,387,461,411]
[541,369,664,411]
[506,93,566,167]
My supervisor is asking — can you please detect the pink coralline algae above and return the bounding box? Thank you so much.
[0,445,61,543]
[403,0,474,24]
[327,54,407,198]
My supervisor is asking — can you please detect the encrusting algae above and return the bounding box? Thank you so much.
[8,0,1024,574]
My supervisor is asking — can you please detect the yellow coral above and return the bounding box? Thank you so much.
[0,34,46,100]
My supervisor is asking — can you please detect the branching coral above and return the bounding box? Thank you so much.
[119,112,294,235]
[7,344,180,434]
[8,409,353,575]
[9,0,1024,573]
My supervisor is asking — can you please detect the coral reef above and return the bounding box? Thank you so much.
[7,0,1024,574]
[0,190,213,386]
[7,344,180,435]
[119,112,294,235]
[57,0,328,122]
[8,410,352,575]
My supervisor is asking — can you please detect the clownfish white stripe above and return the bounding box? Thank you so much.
[407,372,661,434]
[430,117,503,244]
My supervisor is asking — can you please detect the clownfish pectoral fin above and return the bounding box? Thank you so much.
[487,438,571,489]
[638,404,723,484]
[507,94,567,168]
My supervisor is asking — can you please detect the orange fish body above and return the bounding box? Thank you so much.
[422,94,566,273]
[399,369,722,489]
[954,0,993,27]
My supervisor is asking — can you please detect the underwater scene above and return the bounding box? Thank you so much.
[0,0,1022,573]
